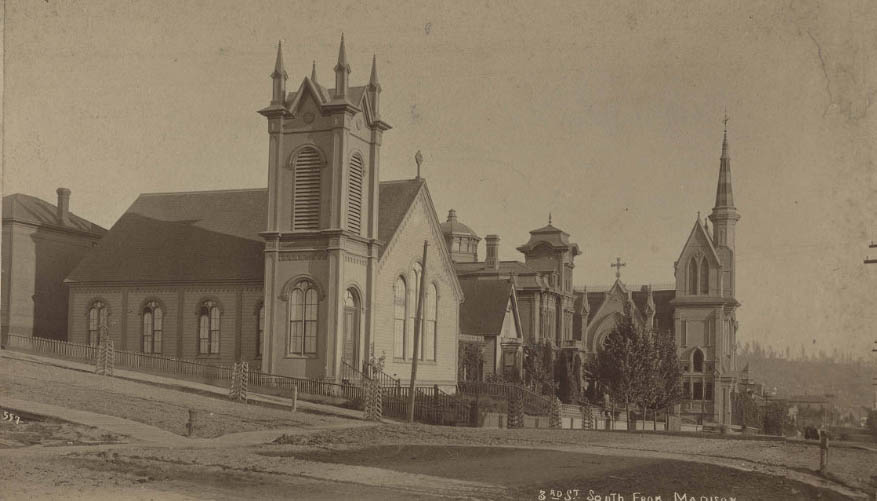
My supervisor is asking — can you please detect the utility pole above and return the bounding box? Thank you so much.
[407,240,429,423]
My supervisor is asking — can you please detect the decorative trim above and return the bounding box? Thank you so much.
[285,143,328,170]
[279,274,326,301]
[279,250,328,261]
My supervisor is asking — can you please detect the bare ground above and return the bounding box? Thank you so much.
[0,357,355,438]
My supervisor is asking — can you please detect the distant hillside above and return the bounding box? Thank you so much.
[739,354,876,413]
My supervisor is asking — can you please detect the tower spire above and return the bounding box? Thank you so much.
[270,40,288,106]
[334,33,351,98]
[369,54,380,90]
[714,110,735,208]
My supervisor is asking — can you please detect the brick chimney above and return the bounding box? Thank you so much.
[484,234,500,270]
[56,187,71,224]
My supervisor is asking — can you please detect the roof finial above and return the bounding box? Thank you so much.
[415,150,423,179]
[311,60,318,83]
[336,33,350,70]
[549,212,552,225]
[369,54,380,89]
[721,108,730,159]
[272,40,287,79]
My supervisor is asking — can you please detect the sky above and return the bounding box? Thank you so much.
[3,0,876,359]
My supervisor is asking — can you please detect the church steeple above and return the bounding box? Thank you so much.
[715,112,735,209]
[367,54,381,118]
[270,41,288,106]
[334,34,351,98]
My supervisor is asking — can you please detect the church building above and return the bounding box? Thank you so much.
[444,121,741,425]
[65,38,463,389]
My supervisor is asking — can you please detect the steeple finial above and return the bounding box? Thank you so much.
[714,111,735,208]
[272,40,287,79]
[270,40,288,106]
[335,33,350,72]
[369,54,381,90]
[334,33,351,98]
[311,60,318,83]
[415,150,423,179]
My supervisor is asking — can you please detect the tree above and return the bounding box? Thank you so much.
[523,341,556,395]
[458,341,484,382]
[650,329,683,426]
[866,410,877,440]
[555,349,582,404]
[587,306,652,430]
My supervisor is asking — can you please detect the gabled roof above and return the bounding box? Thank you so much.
[378,179,424,256]
[459,277,514,336]
[2,193,106,235]
[676,217,721,267]
[66,189,268,284]
[582,281,675,332]
[68,180,435,285]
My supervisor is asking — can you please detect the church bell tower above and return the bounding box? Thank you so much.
[258,37,391,380]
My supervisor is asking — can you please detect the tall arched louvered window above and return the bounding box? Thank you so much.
[292,147,322,230]
[700,259,709,295]
[688,258,698,295]
[347,153,364,235]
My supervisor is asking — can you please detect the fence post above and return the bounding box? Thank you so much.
[186,409,198,437]
[290,385,298,412]
[549,397,562,429]
[819,431,829,474]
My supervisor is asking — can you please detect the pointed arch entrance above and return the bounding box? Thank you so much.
[343,288,361,368]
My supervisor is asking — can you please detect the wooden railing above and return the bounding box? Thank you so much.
[380,385,472,426]
[457,381,553,416]
[7,334,482,424]
[340,360,369,384]
[363,360,402,387]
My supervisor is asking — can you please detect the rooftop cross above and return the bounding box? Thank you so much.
[723,107,730,131]
[611,257,626,279]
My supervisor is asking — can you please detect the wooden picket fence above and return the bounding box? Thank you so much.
[5,334,472,425]
[380,385,472,426]
[457,381,553,416]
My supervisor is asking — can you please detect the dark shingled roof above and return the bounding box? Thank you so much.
[583,288,676,332]
[67,180,425,284]
[459,277,513,336]
[66,189,268,284]
[2,193,106,235]
[377,179,423,255]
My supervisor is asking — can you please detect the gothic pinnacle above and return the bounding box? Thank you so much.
[369,54,381,90]
[272,40,287,79]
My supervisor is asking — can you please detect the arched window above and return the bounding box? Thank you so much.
[257,303,265,357]
[87,300,108,346]
[700,258,709,295]
[198,300,221,354]
[422,283,437,361]
[347,153,364,235]
[410,262,423,359]
[288,280,318,356]
[292,147,322,230]
[142,300,162,354]
[393,277,407,358]
[688,258,698,295]
[693,349,704,372]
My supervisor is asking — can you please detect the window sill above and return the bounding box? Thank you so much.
[285,354,318,359]
[196,354,222,358]
[392,358,438,364]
